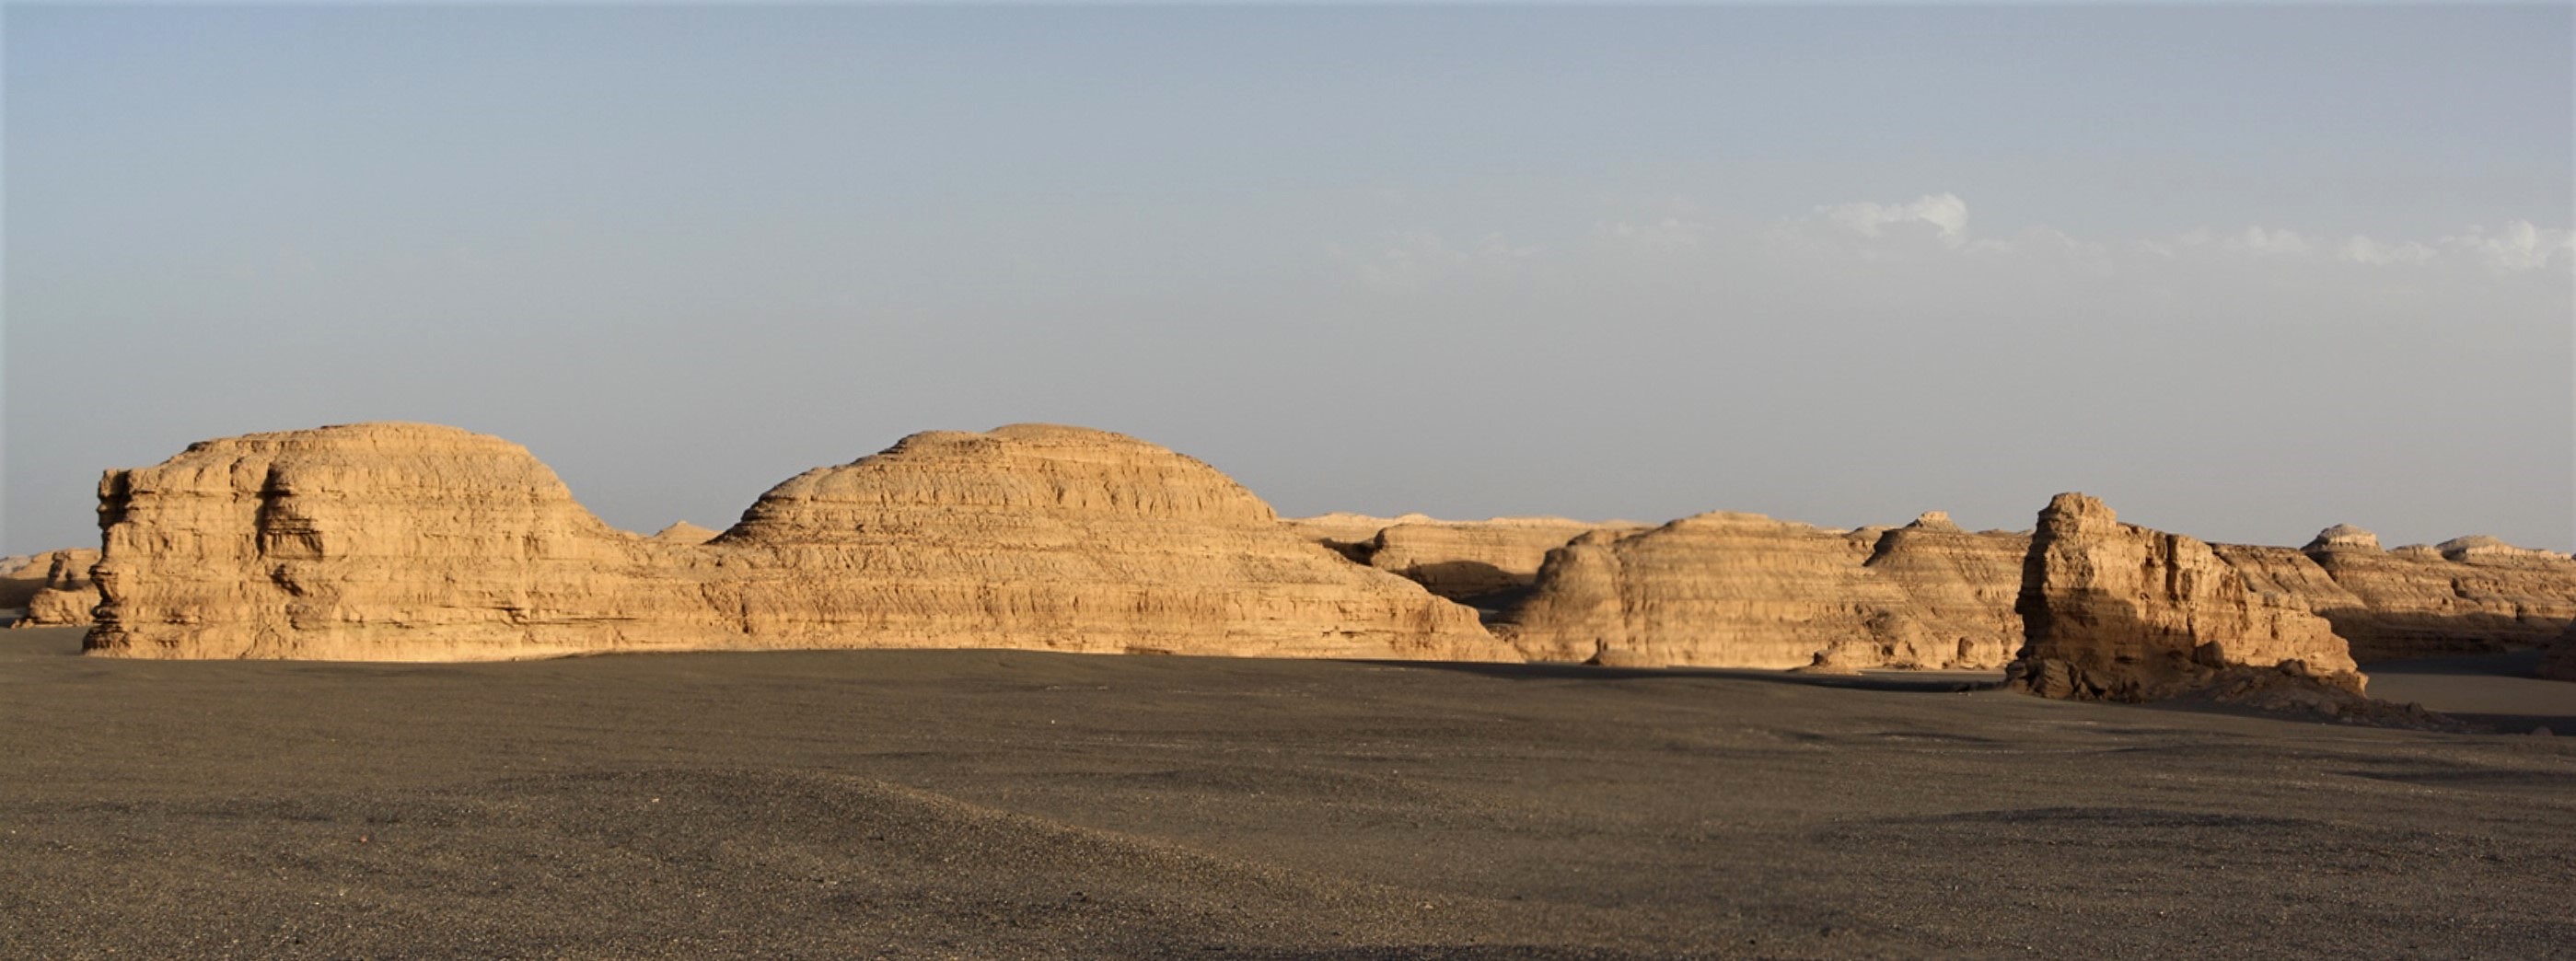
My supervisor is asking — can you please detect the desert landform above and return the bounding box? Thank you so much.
[4,421,2572,956]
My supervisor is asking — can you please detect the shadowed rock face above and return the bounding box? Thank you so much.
[2009,493,2362,702]
[1282,515,1647,608]
[82,423,1506,663]
[1491,511,2025,670]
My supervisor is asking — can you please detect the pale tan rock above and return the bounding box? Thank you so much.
[2295,526,2576,661]
[648,522,720,545]
[6,549,99,627]
[1362,517,1645,606]
[1495,510,2023,670]
[86,423,724,660]
[700,423,1505,661]
[85,422,1509,663]
[2008,493,2362,702]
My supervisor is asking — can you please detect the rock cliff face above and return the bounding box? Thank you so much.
[82,423,1506,663]
[1492,511,2024,670]
[2009,493,2362,702]
[4,549,99,627]
[2292,527,2576,661]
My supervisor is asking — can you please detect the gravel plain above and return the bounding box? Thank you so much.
[2,626,2570,959]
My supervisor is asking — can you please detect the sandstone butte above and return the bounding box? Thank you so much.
[1282,514,1646,608]
[80,423,1506,663]
[2009,492,2364,703]
[2,549,99,628]
[1489,510,2028,671]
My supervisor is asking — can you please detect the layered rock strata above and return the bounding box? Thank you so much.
[698,424,1503,661]
[82,423,1506,663]
[2008,493,2362,702]
[1285,515,1646,608]
[1492,511,2025,670]
[3,549,99,627]
[2292,526,2576,661]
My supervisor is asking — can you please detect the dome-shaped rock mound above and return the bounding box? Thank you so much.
[83,422,1507,663]
[85,423,721,660]
[706,423,1507,662]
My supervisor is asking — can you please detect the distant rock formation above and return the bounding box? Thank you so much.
[2008,493,2362,702]
[82,423,1508,663]
[648,522,720,545]
[2293,526,2576,660]
[4,549,99,627]
[1493,510,2025,670]
[1283,514,1647,608]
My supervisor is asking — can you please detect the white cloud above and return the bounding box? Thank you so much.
[2218,226,2313,257]
[2441,220,2576,272]
[2336,236,2437,265]
[1817,193,1969,247]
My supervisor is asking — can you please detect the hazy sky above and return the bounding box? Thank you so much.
[6,5,2571,555]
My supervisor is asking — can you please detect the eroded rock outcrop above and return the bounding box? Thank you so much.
[1283,515,1647,608]
[1494,510,2025,670]
[4,549,99,626]
[648,521,720,545]
[84,422,1507,663]
[2294,526,2576,661]
[698,424,1504,661]
[2008,493,2362,702]
[86,423,725,659]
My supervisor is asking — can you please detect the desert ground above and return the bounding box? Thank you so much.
[2,627,2569,959]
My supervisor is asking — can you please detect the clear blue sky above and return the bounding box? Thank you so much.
[7,5,2571,553]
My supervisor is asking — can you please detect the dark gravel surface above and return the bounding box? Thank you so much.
[2,627,2570,959]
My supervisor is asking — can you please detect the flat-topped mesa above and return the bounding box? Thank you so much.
[86,423,724,660]
[1493,509,2024,670]
[709,423,1505,661]
[2009,493,2362,703]
[82,422,1509,663]
[2296,527,2576,661]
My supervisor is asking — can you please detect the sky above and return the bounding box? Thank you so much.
[6,4,2571,555]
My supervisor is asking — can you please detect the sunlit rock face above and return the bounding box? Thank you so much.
[1493,510,2025,671]
[2009,493,2361,703]
[81,422,1508,664]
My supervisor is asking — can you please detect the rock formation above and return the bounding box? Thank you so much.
[1285,514,1646,608]
[81,422,1508,663]
[2008,493,2362,702]
[695,423,1503,661]
[85,423,725,659]
[2292,526,2576,661]
[1493,510,2025,670]
[648,522,720,545]
[4,549,100,627]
